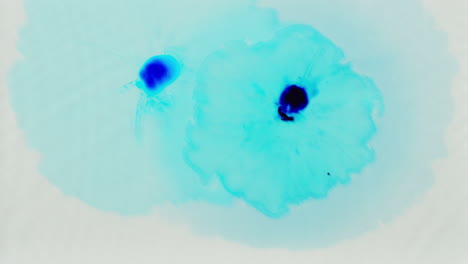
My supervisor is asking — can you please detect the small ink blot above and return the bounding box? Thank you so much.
[279,85,309,114]
[278,84,309,121]
[138,55,181,94]
[140,61,169,89]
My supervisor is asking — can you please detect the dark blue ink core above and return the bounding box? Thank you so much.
[138,55,181,94]
[140,61,169,89]
[278,84,309,121]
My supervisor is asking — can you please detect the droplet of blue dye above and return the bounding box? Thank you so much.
[279,85,309,113]
[141,61,168,88]
[278,84,309,121]
[138,55,181,94]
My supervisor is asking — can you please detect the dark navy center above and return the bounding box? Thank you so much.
[278,85,309,121]
[139,60,170,90]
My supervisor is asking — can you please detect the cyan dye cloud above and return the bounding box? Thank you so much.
[9,0,456,248]
[186,25,382,217]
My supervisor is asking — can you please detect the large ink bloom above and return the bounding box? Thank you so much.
[186,25,382,217]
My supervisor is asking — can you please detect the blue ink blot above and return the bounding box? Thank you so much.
[186,25,382,217]
[278,84,310,120]
[138,55,181,94]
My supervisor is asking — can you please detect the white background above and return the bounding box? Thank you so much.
[1,0,467,263]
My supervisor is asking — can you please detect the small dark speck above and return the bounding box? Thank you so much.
[327,172,331,176]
